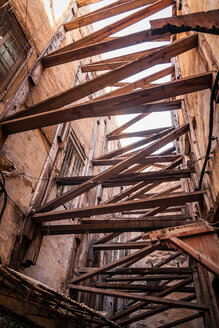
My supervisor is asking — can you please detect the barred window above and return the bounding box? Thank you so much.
[0,1,29,93]
[57,131,86,209]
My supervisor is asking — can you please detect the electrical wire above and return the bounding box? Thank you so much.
[199,71,219,190]
[0,169,7,221]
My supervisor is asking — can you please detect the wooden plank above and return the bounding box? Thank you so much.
[99,66,174,100]
[95,128,174,160]
[59,0,174,52]
[95,282,195,293]
[13,34,198,121]
[93,241,156,250]
[42,30,170,68]
[150,9,219,36]
[65,0,158,30]
[82,45,165,67]
[40,219,191,235]
[76,267,193,275]
[33,123,189,213]
[69,285,208,311]
[69,244,160,284]
[77,0,103,7]
[92,154,181,166]
[107,127,173,140]
[33,191,204,223]
[55,168,193,186]
[2,71,213,134]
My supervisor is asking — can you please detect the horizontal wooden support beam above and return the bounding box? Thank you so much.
[81,215,191,223]
[65,0,158,30]
[107,126,173,140]
[68,285,208,311]
[150,9,219,36]
[105,274,191,281]
[33,191,204,223]
[95,282,195,293]
[1,72,212,135]
[92,154,181,166]
[40,219,192,235]
[55,168,193,186]
[76,267,193,275]
[93,241,162,250]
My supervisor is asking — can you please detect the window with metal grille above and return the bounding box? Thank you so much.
[57,131,86,209]
[0,1,29,93]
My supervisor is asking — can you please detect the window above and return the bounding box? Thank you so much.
[0,2,29,93]
[57,131,86,209]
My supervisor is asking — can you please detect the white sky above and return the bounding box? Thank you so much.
[89,0,173,148]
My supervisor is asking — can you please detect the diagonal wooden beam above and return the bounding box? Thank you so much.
[107,127,174,140]
[10,34,198,121]
[95,128,174,160]
[33,123,189,213]
[69,284,208,311]
[69,244,160,284]
[57,0,174,52]
[65,0,158,31]
[110,278,195,322]
[33,191,204,223]
[55,168,193,187]
[42,29,170,68]
[99,65,174,100]
[1,71,212,135]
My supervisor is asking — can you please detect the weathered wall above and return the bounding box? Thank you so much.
[176,0,219,211]
[0,0,118,294]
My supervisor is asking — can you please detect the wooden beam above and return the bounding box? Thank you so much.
[42,29,170,68]
[107,127,173,140]
[57,0,174,52]
[93,241,158,250]
[106,274,190,281]
[33,191,204,223]
[92,154,181,166]
[69,244,160,284]
[95,128,174,160]
[69,285,208,311]
[95,282,195,293]
[55,168,193,187]
[40,219,191,235]
[11,34,198,121]
[33,123,189,213]
[92,233,121,245]
[1,72,211,135]
[99,66,174,100]
[150,9,219,36]
[65,0,158,31]
[76,0,103,7]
